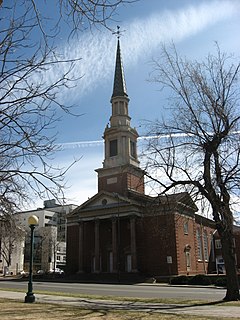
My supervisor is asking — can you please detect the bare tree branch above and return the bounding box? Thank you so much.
[0,0,137,214]
[145,43,240,300]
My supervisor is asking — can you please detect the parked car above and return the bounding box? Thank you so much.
[18,270,28,277]
[48,268,64,274]
[36,269,45,275]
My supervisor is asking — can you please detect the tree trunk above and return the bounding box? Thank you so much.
[220,231,239,300]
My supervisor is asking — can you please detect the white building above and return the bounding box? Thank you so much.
[0,221,25,276]
[0,200,77,275]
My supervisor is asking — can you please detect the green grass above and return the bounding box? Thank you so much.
[0,287,207,304]
[1,287,240,306]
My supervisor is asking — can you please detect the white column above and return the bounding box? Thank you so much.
[78,221,84,273]
[112,217,118,272]
[94,219,100,273]
[130,216,137,272]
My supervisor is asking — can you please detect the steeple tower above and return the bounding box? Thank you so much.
[96,38,144,196]
[112,39,128,99]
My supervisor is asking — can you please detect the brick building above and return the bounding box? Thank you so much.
[66,40,240,279]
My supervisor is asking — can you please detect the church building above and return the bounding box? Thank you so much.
[66,39,240,279]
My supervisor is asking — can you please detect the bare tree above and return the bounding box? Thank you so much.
[0,4,78,213]
[144,44,240,301]
[0,0,136,215]
[59,0,137,34]
[0,214,25,273]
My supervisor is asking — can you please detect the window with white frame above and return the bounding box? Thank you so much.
[203,230,209,261]
[110,139,118,157]
[215,239,222,249]
[196,228,203,260]
[184,221,189,235]
[186,251,191,268]
[130,140,137,158]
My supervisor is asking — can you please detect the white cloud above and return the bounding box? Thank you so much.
[123,0,239,61]
[45,0,239,104]
[30,1,240,208]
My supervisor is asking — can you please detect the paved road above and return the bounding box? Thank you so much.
[0,280,226,301]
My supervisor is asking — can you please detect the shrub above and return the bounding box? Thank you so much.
[188,274,212,285]
[169,275,189,285]
[214,277,227,287]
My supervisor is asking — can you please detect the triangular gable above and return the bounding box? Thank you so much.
[68,191,132,217]
[174,192,198,212]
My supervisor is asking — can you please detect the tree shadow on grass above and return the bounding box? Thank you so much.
[61,297,227,312]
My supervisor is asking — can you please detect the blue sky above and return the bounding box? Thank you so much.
[32,0,240,208]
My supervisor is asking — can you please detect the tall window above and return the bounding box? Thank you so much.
[203,230,209,261]
[113,102,118,115]
[130,140,136,158]
[110,139,118,157]
[210,233,215,262]
[215,239,222,249]
[109,251,113,273]
[119,101,124,114]
[184,221,189,234]
[196,229,203,260]
[186,252,191,269]
[126,254,132,272]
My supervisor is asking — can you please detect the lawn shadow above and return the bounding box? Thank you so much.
[61,297,227,313]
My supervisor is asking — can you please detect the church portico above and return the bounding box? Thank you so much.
[75,210,139,275]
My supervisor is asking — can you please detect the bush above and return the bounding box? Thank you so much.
[188,274,212,285]
[214,277,227,287]
[169,275,189,285]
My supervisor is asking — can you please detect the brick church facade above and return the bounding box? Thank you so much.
[66,40,240,278]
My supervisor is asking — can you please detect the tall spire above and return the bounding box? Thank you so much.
[111,39,128,99]
[96,33,145,196]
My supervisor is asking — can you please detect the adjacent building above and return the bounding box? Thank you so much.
[0,200,77,275]
[0,218,25,276]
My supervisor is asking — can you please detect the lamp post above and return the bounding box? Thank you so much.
[25,215,39,303]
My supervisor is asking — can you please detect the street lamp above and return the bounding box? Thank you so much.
[25,215,39,303]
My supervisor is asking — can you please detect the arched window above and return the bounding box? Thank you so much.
[196,228,203,260]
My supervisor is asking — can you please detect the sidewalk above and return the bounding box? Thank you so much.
[0,290,239,318]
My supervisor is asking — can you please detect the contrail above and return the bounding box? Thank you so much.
[58,130,240,150]
[58,140,103,149]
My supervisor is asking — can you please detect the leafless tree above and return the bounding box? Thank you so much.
[1,3,77,214]
[0,0,136,215]
[0,214,25,272]
[59,0,137,34]
[144,44,240,301]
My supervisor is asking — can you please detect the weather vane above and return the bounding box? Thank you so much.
[112,25,125,39]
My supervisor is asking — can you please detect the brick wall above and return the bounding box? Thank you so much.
[66,224,79,274]
[174,214,198,275]
[136,214,177,276]
[67,209,218,277]
[98,171,144,196]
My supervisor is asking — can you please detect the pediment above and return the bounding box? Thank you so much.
[68,190,198,222]
[69,191,135,219]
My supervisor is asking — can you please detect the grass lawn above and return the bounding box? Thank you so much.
[0,299,238,320]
